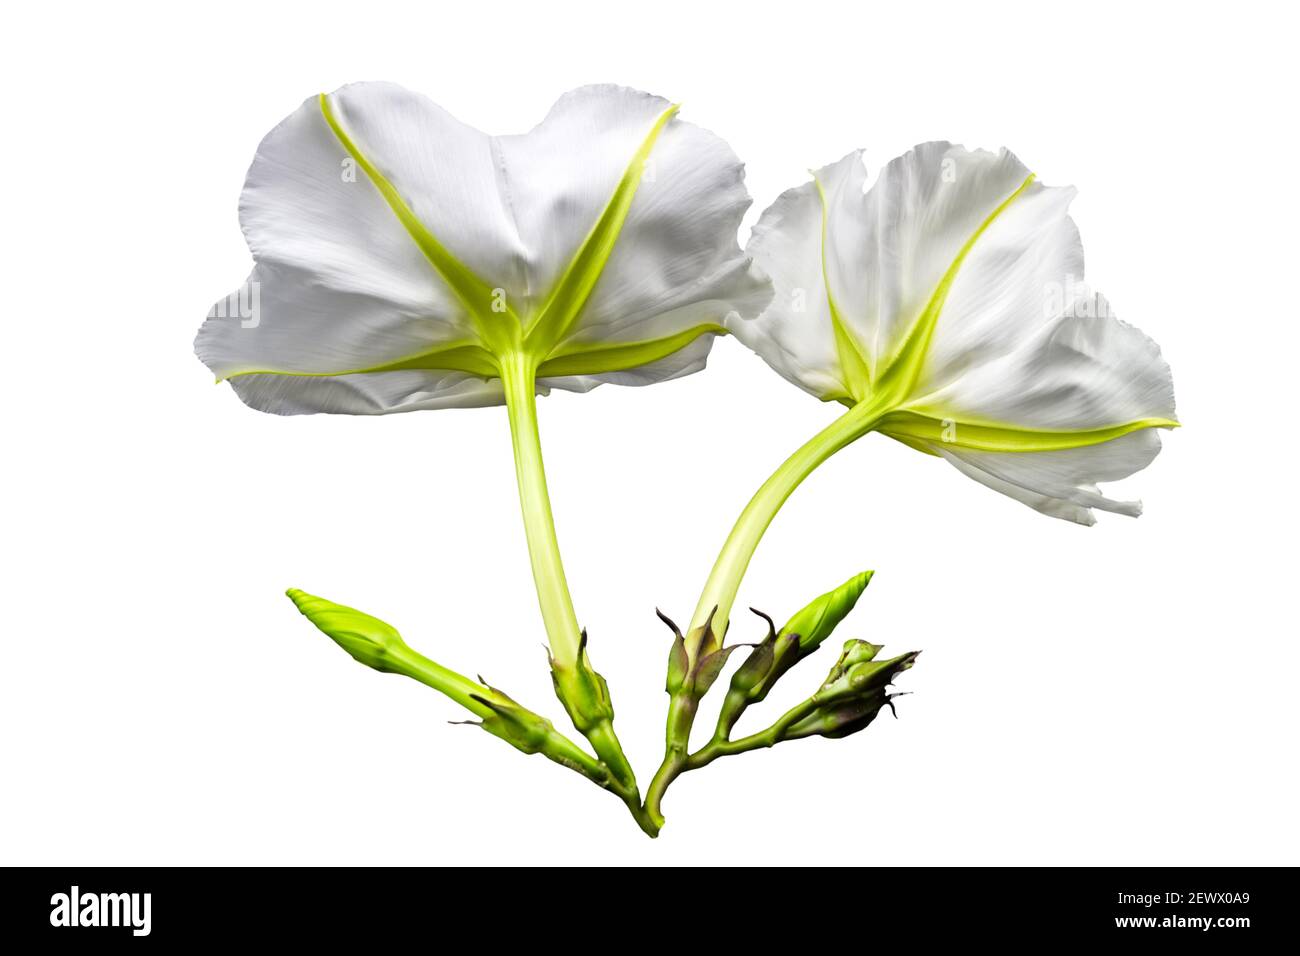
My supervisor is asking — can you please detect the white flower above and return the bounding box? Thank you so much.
[736,143,1178,524]
[196,82,770,414]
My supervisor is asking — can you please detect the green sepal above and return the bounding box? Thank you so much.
[715,610,786,739]
[658,609,691,695]
[693,645,744,698]
[551,630,615,734]
[665,635,689,694]
[727,625,777,695]
[466,686,559,757]
[656,607,732,700]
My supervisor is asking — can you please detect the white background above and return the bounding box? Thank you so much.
[4,1,1296,866]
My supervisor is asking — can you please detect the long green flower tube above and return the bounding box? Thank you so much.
[687,400,888,650]
[498,349,638,792]
[500,352,582,666]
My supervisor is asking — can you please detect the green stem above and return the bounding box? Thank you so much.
[500,351,583,668]
[686,698,818,770]
[685,400,886,656]
[644,400,886,827]
[384,642,499,716]
[498,350,640,800]
[386,641,614,778]
[390,642,656,832]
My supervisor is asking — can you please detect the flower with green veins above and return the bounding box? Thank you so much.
[196,82,770,810]
[643,143,1177,825]
[702,142,1177,632]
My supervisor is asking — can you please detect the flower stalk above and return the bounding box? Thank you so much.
[498,349,640,797]
[686,399,889,649]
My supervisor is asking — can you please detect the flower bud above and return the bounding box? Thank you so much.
[784,640,920,741]
[741,571,875,705]
[287,588,409,673]
[782,570,874,653]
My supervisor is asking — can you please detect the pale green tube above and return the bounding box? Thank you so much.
[498,351,583,668]
[686,398,886,657]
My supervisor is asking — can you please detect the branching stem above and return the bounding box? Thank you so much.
[644,399,888,827]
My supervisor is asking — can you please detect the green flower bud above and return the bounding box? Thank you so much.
[785,640,920,741]
[738,571,875,706]
[781,570,874,653]
[287,588,409,673]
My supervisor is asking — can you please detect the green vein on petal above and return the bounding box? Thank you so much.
[878,408,1180,454]
[812,172,873,404]
[525,103,679,351]
[237,95,711,387]
[873,173,1037,406]
[318,92,521,351]
[220,341,499,382]
[536,324,725,378]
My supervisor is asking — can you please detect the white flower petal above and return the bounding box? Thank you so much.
[234,90,465,319]
[741,141,1177,523]
[198,88,480,386]
[325,82,531,301]
[229,369,505,416]
[738,144,1063,402]
[498,86,769,348]
[932,428,1163,524]
[909,298,1177,430]
[198,83,765,415]
[850,142,1037,366]
[733,155,855,400]
[935,447,1099,525]
[196,263,478,381]
[915,178,1083,393]
[541,333,715,393]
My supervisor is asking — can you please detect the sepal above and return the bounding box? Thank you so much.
[656,607,731,700]
[551,630,615,733]
[465,684,562,757]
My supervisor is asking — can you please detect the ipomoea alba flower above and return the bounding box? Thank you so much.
[734,143,1178,525]
[196,82,770,414]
